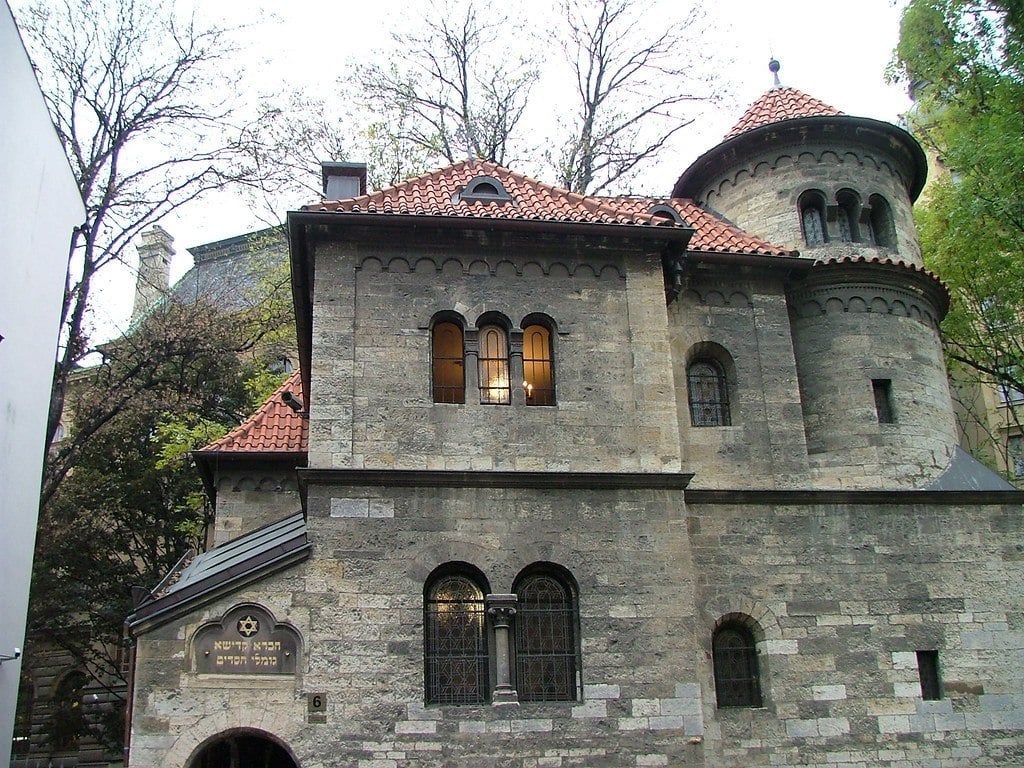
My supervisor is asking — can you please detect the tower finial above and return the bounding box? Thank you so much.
[769,57,781,88]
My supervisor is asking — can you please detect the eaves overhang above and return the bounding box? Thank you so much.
[673,115,928,203]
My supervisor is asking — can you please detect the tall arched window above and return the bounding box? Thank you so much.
[712,622,762,707]
[514,569,579,702]
[424,571,489,704]
[432,321,465,404]
[835,189,862,242]
[478,325,510,404]
[687,359,730,426]
[51,670,88,750]
[523,323,555,406]
[869,194,897,249]
[799,190,827,246]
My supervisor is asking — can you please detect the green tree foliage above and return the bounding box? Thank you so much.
[892,0,1024,445]
[28,295,287,751]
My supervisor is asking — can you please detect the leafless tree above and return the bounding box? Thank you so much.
[553,0,722,194]
[355,1,538,167]
[16,0,269,464]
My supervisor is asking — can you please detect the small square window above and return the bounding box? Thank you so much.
[873,379,895,424]
[916,650,942,700]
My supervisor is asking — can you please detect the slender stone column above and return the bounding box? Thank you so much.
[486,594,519,706]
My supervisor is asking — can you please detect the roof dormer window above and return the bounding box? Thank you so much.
[647,204,684,224]
[460,175,513,204]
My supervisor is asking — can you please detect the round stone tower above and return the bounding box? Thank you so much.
[675,65,958,488]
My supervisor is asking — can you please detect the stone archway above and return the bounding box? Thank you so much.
[187,730,299,768]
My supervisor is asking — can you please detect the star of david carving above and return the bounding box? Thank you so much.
[236,615,260,637]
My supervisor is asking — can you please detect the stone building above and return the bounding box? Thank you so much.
[123,85,1024,767]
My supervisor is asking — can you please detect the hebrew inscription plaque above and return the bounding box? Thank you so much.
[194,606,299,674]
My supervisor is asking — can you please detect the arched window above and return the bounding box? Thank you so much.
[432,321,465,404]
[835,189,862,242]
[13,671,33,755]
[799,190,827,246]
[514,569,579,702]
[424,571,489,704]
[869,194,897,249]
[687,359,730,427]
[478,325,510,404]
[522,323,555,406]
[51,670,88,750]
[712,622,762,708]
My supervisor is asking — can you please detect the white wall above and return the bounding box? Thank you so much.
[0,2,85,763]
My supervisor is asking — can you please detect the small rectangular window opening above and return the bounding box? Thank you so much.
[916,650,942,700]
[873,379,895,424]
[1008,435,1024,479]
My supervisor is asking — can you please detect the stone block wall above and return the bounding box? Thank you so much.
[209,467,302,545]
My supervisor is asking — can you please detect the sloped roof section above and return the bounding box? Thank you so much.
[196,371,307,455]
[602,197,795,257]
[127,512,310,633]
[305,159,680,228]
[724,87,844,140]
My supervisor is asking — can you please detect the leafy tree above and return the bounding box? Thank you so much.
[891,0,1024,465]
[552,0,721,194]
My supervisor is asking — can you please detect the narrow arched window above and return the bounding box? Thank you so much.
[424,573,488,704]
[523,324,555,406]
[799,190,827,246]
[688,359,730,426]
[713,623,762,707]
[432,321,465,404]
[514,571,579,702]
[478,325,510,404]
[51,670,88,750]
[869,194,897,250]
[836,189,862,242]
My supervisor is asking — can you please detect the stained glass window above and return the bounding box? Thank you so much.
[425,575,488,704]
[515,574,578,701]
[688,360,730,427]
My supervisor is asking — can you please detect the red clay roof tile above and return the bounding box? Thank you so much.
[197,371,307,454]
[601,197,794,257]
[724,87,844,140]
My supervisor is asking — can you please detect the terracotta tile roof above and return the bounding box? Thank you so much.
[601,197,795,257]
[724,87,844,140]
[814,254,942,282]
[305,160,678,227]
[197,371,307,454]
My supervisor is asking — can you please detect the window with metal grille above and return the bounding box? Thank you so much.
[712,624,762,707]
[514,574,579,701]
[688,359,730,426]
[523,324,555,406]
[424,575,488,704]
[432,321,465,403]
[478,325,511,404]
[916,649,942,700]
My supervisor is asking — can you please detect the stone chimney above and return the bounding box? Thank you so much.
[131,225,174,323]
[322,162,368,200]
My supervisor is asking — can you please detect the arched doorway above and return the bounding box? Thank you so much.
[188,730,299,768]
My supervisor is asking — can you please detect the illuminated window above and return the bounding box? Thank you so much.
[514,570,579,701]
[522,324,555,406]
[432,321,465,404]
[478,325,510,404]
[713,623,761,708]
[424,571,489,704]
[688,359,730,426]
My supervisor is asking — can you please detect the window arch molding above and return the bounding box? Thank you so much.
[430,312,467,404]
[685,342,736,427]
[711,613,764,708]
[798,189,828,246]
[520,313,557,406]
[511,562,581,702]
[423,563,491,705]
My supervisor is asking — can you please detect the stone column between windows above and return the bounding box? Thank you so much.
[509,331,525,404]
[486,593,519,706]
[464,330,480,402]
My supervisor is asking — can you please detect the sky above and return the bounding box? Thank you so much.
[86,0,913,334]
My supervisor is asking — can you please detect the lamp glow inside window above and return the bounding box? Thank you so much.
[478,325,511,404]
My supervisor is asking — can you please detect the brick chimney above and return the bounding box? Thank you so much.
[131,225,174,323]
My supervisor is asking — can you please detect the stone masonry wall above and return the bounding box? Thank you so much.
[208,467,302,545]
[698,145,921,265]
[129,484,1024,768]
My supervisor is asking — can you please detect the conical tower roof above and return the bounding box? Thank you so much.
[724,87,844,140]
